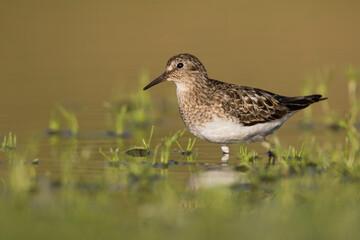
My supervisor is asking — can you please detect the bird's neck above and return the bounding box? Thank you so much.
[175,76,210,93]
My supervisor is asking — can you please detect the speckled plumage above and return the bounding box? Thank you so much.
[143,53,327,155]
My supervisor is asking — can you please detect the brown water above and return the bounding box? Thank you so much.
[0,0,359,179]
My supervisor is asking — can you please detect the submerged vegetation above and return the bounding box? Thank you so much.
[1,67,360,239]
[176,136,197,156]
[103,102,128,137]
[46,104,79,137]
[0,132,16,152]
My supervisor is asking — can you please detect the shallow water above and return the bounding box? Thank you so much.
[0,0,359,183]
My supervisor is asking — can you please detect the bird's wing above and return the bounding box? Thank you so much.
[219,85,290,126]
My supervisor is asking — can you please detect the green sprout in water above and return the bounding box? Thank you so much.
[152,144,160,166]
[142,125,154,153]
[99,147,121,163]
[115,105,127,136]
[56,104,79,136]
[339,116,360,168]
[345,67,359,124]
[160,129,185,165]
[238,145,258,163]
[176,136,198,163]
[176,137,197,155]
[104,102,128,136]
[0,133,17,162]
[1,132,17,152]
[48,109,60,133]
[284,144,304,161]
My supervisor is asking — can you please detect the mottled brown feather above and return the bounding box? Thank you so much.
[206,79,289,126]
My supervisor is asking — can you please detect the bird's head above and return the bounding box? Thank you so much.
[143,53,208,90]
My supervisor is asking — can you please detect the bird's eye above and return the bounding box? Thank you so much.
[177,63,184,69]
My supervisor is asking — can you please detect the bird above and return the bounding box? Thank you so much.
[143,53,327,157]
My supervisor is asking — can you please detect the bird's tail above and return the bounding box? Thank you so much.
[278,94,327,111]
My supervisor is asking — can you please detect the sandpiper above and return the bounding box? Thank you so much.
[143,53,326,155]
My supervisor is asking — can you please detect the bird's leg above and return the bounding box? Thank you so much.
[267,150,276,166]
[220,144,230,162]
[221,144,229,154]
[262,140,277,166]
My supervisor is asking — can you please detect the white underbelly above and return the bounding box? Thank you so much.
[188,114,295,144]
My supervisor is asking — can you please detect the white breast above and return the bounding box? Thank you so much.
[188,113,296,144]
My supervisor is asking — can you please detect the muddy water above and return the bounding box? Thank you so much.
[0,0,359,180]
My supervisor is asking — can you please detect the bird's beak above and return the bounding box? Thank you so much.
[143,72,167,90]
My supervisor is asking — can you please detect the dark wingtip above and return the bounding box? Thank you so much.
[308,94,327,102]
[280,94,328,111]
